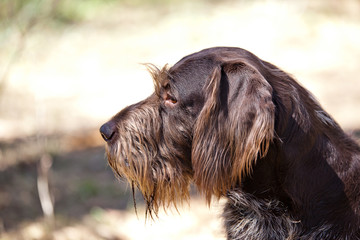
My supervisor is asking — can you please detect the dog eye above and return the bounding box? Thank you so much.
[161,82,178,107]
[164,93,177,107]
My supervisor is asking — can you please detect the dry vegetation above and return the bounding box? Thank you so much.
[0,0,360,239]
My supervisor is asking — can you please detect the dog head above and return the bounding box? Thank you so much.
[100,47,275,215]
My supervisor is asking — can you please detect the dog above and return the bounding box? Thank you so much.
[100,47,360,239]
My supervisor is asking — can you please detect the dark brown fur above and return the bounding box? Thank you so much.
[100,47,360,239]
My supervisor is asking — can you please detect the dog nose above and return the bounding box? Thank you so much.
[100,121,116,142]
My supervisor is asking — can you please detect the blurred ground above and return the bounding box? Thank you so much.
[0,0,360,239]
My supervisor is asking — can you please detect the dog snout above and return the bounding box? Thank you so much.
[100,121,116,142]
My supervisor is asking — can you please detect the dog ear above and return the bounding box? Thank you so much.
[192,60,275,203]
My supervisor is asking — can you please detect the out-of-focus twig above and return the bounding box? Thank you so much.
[37,153,55,225]
[0,5,38,97]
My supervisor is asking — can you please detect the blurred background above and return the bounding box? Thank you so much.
[0,0,359,239]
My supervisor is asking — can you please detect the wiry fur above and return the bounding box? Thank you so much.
[224,191,298,240]
[100,47,360,239]
[192,62,275,203]
[224,191,360,240]
[106,69,193,216]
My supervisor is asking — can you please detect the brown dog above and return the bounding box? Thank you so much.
[100,47,360,239]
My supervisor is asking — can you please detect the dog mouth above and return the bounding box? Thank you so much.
[106,144,130,169]
[124,158,130,167]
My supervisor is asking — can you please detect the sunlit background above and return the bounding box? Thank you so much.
[1,0,359,239]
